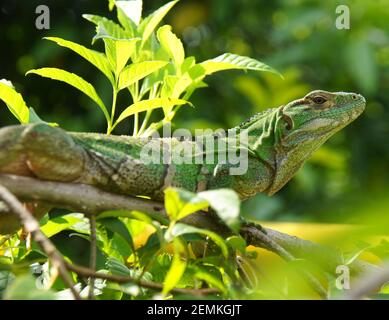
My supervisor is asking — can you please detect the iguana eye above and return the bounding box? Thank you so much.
[313,96,326,104]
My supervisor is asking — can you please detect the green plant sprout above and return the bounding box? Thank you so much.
[0,0,280,136]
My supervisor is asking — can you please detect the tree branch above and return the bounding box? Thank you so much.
[66,263,219,296]
[0,174,377,280]
[88,215,97,300]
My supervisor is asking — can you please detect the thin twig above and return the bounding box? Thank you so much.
[0,184,82,300]
[66,262,219,296]
[343,261,389,300]
[88,215,97,300]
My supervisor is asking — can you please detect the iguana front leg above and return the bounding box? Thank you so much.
[0,123,85,181]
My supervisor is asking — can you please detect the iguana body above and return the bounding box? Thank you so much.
[0,90,365,233]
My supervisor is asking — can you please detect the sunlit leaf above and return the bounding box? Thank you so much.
[139,0,179,45]
[198,189,240,227]
[83,14,131,41]
[162,238,187,295]
[44,37,114,85]
[0,80,29,123]
[40,214,85,238]
[114,98,188,127]
[26,68,110,123]
[103,38,140,75]
[116,0,142,26]
[200,53,282,77]
[164,187,209,222]
[118,60,168,90]
[157,25,185,69]
[107,0,115,11]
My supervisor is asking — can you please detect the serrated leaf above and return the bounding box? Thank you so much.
[103,38,140,75]
[26,68,110,123]
[199,53,282,77]
[157,25,185,69]
[170,223,228,258]
[116,0,142,26]
[114,98,188,127]
[198,189,240,227]
[0,80,29,123]
[164,187,209,221]
[118,60,168,90]
[44,37,114,85]
[139,0,179,45]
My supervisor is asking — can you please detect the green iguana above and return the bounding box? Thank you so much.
[0,90,365,234]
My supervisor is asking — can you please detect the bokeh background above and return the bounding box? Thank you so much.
[0,0,388,225]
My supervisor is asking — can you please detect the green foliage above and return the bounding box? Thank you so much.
[0,186,246,300]
[1,0,388,301]
[0,79,29,123]
[1,0,278,137]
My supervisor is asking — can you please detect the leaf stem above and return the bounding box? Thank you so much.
[132,81,140,136]
[107,88,118,135]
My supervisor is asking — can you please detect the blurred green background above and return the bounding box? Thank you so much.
[0,0,388,224]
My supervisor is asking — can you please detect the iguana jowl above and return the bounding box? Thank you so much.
[0,90,365,233]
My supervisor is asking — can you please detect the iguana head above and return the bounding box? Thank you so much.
[269,90,365,195]
[242,90,366,195]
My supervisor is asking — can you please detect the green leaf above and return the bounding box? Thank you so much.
[193,267,226,293]
[99,218,134,251]
[139,0,179,45]
[3,274,57,300]
[199,53,282,77]
[40,214,84,238]
[164,187,209,222]
[103,38,140,75]
[162,238,187,295]
[114,98,188,127]
[198,189,240,227]
[157,25,185,69]
[26,68,110,123]
[118,60,168,90]
[44,37,114,85]
[0,80,29,123]
[226,235,247,253]
[108,0,115,11]
[116,0,143,26]
[83,14,131,41]
[170,223,228,258]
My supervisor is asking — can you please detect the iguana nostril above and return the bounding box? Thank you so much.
[351,94,358,100]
